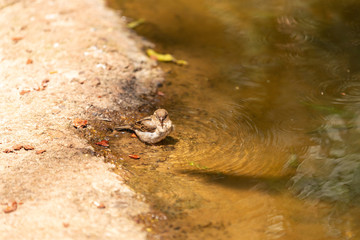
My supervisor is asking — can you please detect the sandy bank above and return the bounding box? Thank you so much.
[0,0,163,239]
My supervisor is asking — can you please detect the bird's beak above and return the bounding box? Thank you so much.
[160,117,165,128]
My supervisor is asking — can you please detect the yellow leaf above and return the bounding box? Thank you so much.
[146,49,175,62]
[175,59,188,65]
[127,18,145,29]
[146,49,188,66]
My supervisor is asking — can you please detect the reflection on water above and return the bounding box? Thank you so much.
[108,0,360,239]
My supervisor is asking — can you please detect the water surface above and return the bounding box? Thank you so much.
[107,0,360,239]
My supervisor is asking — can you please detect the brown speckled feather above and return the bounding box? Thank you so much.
[133,116,157,133]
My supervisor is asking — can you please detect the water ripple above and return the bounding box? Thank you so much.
[168,103,290,176]
[317,76,360,104]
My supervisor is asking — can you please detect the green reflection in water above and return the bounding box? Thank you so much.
[108,0,360,239]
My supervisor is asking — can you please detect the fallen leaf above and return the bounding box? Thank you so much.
[93,201,106,208]
[129,154,140,159]
[63,222,70,228]
[73,118,88,128]
[26,59,33,64]
[175,59,188,65]
[3,201,17,214]
[146,49,188,66]
[131,133,137,138]
[3,149,14,153]
[146,49,174,62]
[157,91,165,96]
[49,70,58,74]
[20,90,31,95]
[127,18,145,29]
[41,79,50,89]
[12,37,23,43]
[23,145,34,150]
[95,140,109,147]
[12,144,23,151]
[36,149,46,154]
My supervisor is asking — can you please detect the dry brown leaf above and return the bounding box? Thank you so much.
[3,201,17,214]
[12,144,23,151]
[129,154,140,159]
[3,149,14,153]
[20,90,31,95]
[23,145,34,150]
[41,79,50,89]
[36,149,46,154]
[12,37,23,43]
[73,118,88,128]
[157,91,165,96]
[95,140,109,147]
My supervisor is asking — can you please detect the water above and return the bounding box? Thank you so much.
[107,0,360,239]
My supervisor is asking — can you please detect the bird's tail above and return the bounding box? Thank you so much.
[114,125,133,131]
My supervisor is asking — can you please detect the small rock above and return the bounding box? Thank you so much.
[93,201,106,209]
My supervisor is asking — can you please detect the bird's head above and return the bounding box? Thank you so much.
[154,109,169,127]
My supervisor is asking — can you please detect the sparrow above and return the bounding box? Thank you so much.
[115,109,173,144]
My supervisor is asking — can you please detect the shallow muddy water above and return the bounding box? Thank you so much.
[107,0,360,239]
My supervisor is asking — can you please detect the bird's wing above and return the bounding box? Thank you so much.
[114,124,133,131]
[133,116,157,133]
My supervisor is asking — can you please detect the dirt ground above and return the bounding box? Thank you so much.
[0,0,164,239]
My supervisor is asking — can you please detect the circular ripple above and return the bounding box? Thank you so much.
[317,77,360,105]
[167,102,293,176]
